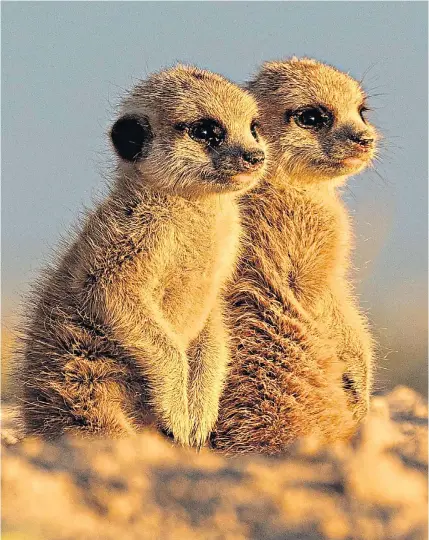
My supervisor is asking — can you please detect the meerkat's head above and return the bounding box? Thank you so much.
[247,57,378,186]
[110,64,267,196]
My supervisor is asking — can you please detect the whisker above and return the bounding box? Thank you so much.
[359,62,380,86]
[370,165,392,188]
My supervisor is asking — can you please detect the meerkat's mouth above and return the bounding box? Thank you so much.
[327,159,370,175]
[340,157,368,168]
[326,149,374,172]
[201,170,260,193]
[230,171,260,184]
[309,154,372,173]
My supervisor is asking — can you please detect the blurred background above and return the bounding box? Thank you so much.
[2,2,427,396]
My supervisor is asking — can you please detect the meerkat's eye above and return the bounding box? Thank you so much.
[359,105,371,123]
[250,120,260,141]
[188,119,225,148]
[293,106,333,130]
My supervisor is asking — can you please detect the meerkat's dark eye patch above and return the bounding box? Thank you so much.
[187,119,226,148]
[358,105,371,123]
[110,115,153,162]
[291,106,333,131]
[250,120,260,141]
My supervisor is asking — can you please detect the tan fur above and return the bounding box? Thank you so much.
[14,65,267,447]
[212,58,377,454]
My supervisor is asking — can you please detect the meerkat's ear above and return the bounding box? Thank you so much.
[110,115,154,162]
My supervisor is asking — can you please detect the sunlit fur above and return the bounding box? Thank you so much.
[13,65,267,447]
[213,57,376,454]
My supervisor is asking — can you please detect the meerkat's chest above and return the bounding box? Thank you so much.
[177,202,240,275]
[160,201,241,338]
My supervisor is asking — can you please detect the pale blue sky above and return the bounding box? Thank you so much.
[2,2,428,393]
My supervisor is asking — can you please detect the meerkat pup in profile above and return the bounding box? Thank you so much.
[15,65,267,447]
[212,58,377,454]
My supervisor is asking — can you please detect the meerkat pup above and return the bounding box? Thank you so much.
[15,65,267,447]
[212,58,377,454]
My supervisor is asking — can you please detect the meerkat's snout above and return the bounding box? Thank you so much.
[179,116,266,183]
[216,146,265,171]
[242,149,266,167]
[346,130,374,148]
[334,126,375,169]
[324,117,377,174]
[211,145,266,185]
[209,117,267,188]
[174,115,267,191]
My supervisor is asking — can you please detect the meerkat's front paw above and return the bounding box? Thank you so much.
[171,415,192,446]
[189,403,219,449]
[158,398,191,446]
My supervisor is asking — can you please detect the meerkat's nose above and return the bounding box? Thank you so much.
[348,132,374,148]
[241,149,265,168]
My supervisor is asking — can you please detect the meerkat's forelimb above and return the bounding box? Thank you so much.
[186,305,230,448]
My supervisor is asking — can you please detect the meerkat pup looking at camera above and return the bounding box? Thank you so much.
[212,58,377,454]
[15,65,267,447]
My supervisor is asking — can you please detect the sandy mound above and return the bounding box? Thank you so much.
[2,386,427,540]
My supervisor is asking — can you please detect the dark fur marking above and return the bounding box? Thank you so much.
[83,238,147,289]
[74,416,89,427]
[342,373,359,403]
[160,426,175,441]
[85,273,97,287]
[191,72,206,80]
[287,271,298,291]
[284,109,294,124]
[174,122,188,132]
[72,310,107,339]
